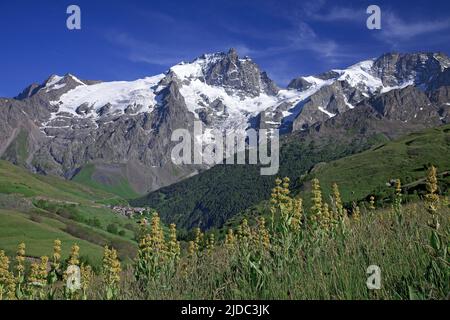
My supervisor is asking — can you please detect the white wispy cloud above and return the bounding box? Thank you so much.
[381,12,450,40]
[105,32,191,66]
[309,6,364,22]
[266,16,360,62]
[287,21,339,57]
[106,31,256,68]
[297,0,363,23]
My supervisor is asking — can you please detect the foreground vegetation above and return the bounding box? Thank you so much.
[0,166,448,300]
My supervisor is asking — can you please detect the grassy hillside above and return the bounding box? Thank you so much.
[72,163,139,199]
[0,209,104,265]
[0,160,138,265]
[301,125,450,204]
[1,129,29,166]
[0,160,125,204]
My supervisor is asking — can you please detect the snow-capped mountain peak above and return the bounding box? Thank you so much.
[3,50,449,194]
[33,50,450,136]
[333,59,383,93]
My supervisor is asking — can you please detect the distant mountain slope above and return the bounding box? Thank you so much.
[132,111,450,231]
[0,160,123,204]
[0,49,304,194]
[1,50,449,195]
[72,163,139,199]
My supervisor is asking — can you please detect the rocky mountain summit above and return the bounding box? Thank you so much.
[1,50,449,195]
[284,52,450,131]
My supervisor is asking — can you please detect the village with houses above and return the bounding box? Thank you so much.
[108,205,149,219]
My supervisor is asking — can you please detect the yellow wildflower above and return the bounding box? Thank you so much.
[0,250,16,300]
[187,241,196,256]
[102,246,121,300]
[225,229,236,249]
[16,243,26,275]
[167,223,181,259]
[206,233,215,253]
[38,256,49,281]
[310,178,324,228]
[352,204,361,221]
[237,219,251,242]
[69,244,80,266]
[52,240,61,270]
[369,196,376,210]
[256,217,270,250]
[332,183,344,219]
[425,165,440,229]
[80,264,92,300]
[291,197,303,231]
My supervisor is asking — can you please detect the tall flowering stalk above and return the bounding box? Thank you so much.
[291,198,303,232]
[166,223,181,283]
[64,244,81,300]
[183,239,197,279]
[102,246,121,300]
[422,166,447,293]
[194,227,204,253]
[206,233,215,253]
[225,228,236,251]
[270,177,304,235]
[27,256,48,300]
[48,240,61,299]
[52,240,62,270]
[369,196,376,211]
[15,242,26,299]
[332,183,344,220]
[425,166,440,229]
[392,179,403,225]
[254,217,270,250]
[310,178,324,230]
[321,202,333,232]
[237,219,251,243]
[167,224,181,260]
[187,241,196,256]
[69,244,80,266]
[80,264,93,300]
[270,178,289,231]
[351,203,361,222]
[0,251,16,300]
[134,213,168,287]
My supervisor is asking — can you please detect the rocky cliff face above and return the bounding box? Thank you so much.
[1,50,449,195]
[202,48,279,97]
[285,52,450,132]
[0,49,288,194]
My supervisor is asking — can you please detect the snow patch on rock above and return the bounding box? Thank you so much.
[50,74,165,117]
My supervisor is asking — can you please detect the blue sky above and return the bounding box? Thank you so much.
[1,0,450,97]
